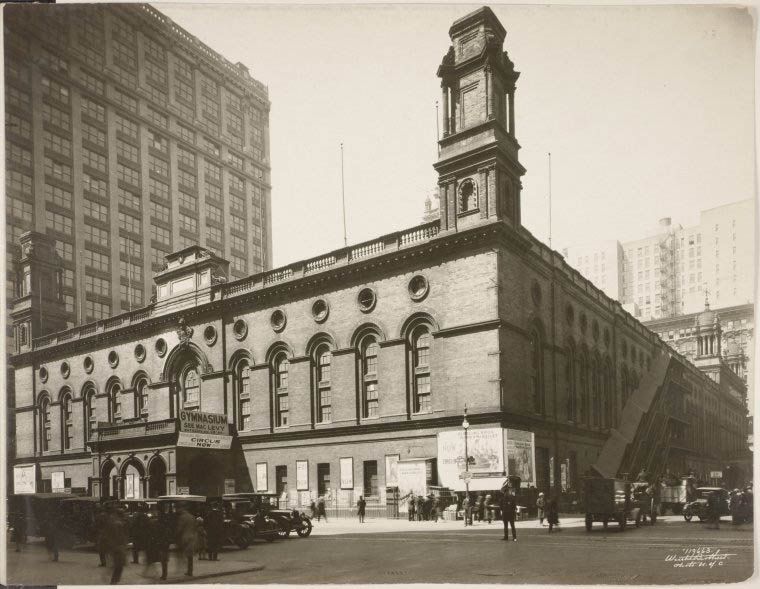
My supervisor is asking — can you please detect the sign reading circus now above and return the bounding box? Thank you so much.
[177,410,232,449]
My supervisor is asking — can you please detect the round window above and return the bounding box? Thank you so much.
[108,350,119,368]
[270,309,287,332]
[203,325,218,346]
[311,299,329,323]
[357,287,377,313]
[408,275,429,301]
[155,338,168,358]
[233,319,248,341]
[83,356,94,374]
[39,366,48,383]
[61,362,70,379]
[134,344,146,362]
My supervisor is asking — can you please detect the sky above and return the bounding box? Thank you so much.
[144,1,755,267]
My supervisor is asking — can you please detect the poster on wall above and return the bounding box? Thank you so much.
[296,460,309,491]
[125,473,136,499]
[437,428,505,491]
[549,456,555,488]
[14,465,36,494]
[256,463,268,491]
[505,428,536,486]
[339,457,353,489]
[560,461,568,492]
[51,471,65,493]
[396,459,428,498]
[385,455,400,487]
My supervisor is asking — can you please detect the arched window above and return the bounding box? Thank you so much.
[109,383,122,423]
[315,346,332,423]
[61,391,73,450]
[273,354,289,427]
[39,395,51,452]
[590,357,600,427]
[412,327,432,413]
[578,352,588,424]
[604,361,614,428]
[621,366,629,407]
[565,345,576,421]
[529,329,544,414]
[84,387,97,443]
[182,368,200,411]
[361,336,380,418]
[135,377,149,418]
[237,363,252,431]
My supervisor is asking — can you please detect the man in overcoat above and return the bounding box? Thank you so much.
[500,489,518,541]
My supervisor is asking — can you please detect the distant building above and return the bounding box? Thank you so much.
[5,3,273,351]
[561,241,624,301]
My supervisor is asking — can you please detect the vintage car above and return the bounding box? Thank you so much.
[58,496,104,545]
[658,476,697,515]
[157,494,253,549]
[222,492,312,538]
[103,498,157,542]
[683,487,731,522]
[583,477,633,531]
[8,493,73,539]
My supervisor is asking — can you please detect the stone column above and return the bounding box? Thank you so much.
[485,66,494,120]
[441,83,450,137]
[479,167,489,219]
[508,90,515,136]
[447,179,458,231]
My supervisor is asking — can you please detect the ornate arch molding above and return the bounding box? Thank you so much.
[58,386,73,403]
[305,331,337,359]
[104,375,123,394]
[131,370,151,389]
[350,322,386,349]
[265,340,295,365]
[229,348,254,372]
[80,380,99,399]
[161,341,212,382]
[399,312,440,341]
[147,452,168,472]
[119,454,146,477]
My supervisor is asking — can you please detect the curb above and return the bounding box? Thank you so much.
[161,564,265,584]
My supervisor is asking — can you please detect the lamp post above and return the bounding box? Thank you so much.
[462,405,470,499]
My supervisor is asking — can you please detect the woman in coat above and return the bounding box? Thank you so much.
[536,492,546,526]
[176,506,199,577]
[357,496,367,523]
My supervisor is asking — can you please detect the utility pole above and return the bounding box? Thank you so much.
[341,142,347,247]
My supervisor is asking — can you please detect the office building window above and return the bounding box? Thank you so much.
[45,210,72,235]
[83,198,108,223]
[81,97,105,122]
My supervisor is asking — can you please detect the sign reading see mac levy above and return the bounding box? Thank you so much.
[177,410,232,449]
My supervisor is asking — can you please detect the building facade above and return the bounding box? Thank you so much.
[10,7,750,506]
[4,3,272,350]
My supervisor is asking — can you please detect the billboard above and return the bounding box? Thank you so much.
[438,427,505,491]
[397,459,427,498]
[505,428,536,486]
[340,457,354,489]
[14,465,36,494]
[385,454,400,488]
[177,410,232,449]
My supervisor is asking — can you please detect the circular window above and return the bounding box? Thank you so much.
[39,366,48,383]
[134,344,146,363]
[592,320,600,341]
[565,304,575,326]
[408,275,429,301]
[156,338,168,358]
[531,281,542,306]
[83,356,94,374]
[108,350,119,368]
[580,312,588,334]
[311,299,329,323]
[270,309,287,332]
[204,325,218,346]
[357,287,377,313]
[61,362,70,379]
[233,319,248,341]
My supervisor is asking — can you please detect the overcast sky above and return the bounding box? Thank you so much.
[146,2,755,267]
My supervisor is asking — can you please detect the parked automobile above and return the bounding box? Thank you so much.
[659,476,697,515]
[683,487,730,522]
[218,494,281,542]
[156,494,208,543]
[104,499,157,542]
[58,496,103,545]
[8,493,72,539]
[223,493,313,538]
[583,477,633,531]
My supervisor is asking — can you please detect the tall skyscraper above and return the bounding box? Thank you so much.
[4,3,272,351]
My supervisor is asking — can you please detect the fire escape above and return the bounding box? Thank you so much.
[658,231,677,318]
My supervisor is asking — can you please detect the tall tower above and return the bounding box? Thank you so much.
[10,232,68,354]
[434,6,526,232]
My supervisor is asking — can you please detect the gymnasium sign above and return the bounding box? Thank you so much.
[177,410,232,449]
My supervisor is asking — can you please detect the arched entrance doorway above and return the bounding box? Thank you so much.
[101,459,117,499]
[148,457,167,498]
[120,458,146,499]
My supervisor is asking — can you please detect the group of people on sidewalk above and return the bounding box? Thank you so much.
[406,493,442,522]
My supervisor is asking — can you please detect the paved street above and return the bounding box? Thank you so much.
[5,516,754,585]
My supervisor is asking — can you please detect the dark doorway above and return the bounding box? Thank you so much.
[148,457,167,498]
[317,463,331,496]
[363,460,378,498]
[276,465,288,496]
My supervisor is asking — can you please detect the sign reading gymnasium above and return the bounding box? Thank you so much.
[177,410,232,449]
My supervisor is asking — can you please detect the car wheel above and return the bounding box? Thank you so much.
[698,516,705,522]
[236,534,250,549]
[683,512,693,522]
[277,522,291,538]
[297,517,313,537]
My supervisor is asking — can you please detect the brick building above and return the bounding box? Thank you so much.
[10,7,750,506]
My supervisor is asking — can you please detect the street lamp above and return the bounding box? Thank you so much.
[462,405,470,499]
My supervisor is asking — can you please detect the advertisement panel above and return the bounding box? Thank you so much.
[296,460,309,491]
[505,428,536,486]
[256,463,268,491]
[14,465,36,494]
[397,459,427,498]
[177,410,232,449]
[340,457,354,489]
[437,428,505,491]
[52,471,65,493]
[385,454,400,488]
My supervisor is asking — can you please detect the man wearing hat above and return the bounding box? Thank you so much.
[536,492,546,526]
[500,488,518,541]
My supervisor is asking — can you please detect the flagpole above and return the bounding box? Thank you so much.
[341,142,347,247]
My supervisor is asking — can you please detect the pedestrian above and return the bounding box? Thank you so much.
[143,508,170,581]
[357,496,367,523]
[500,489,518,541]
[176,504,199,577]
[407,494,416,521]
[476,494,485,523]
[462,494,472,526]
[310,499,317,520]
[431,496,440,522]
[416,495,424,522]
[423,495,432,521]
[546,495,560,533]
[102,506,128,585]
[730,489,742,525]
[12,507,26,552]
[536,492,546,526]
[205,505,225,562]
[705,490,721,530]
[94,504,108,567]
[741,487,753,524]
[484,494,493,524]
[196,516,208,560]
[131,504,149,564]
[42,505,61,562]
